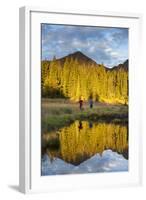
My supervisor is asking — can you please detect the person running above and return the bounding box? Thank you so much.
[89,97,93,108]
[79,97,83,110]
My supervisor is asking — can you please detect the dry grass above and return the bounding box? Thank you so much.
[41,98,128,132]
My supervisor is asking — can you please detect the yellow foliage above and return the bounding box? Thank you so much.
[44,121,128,165]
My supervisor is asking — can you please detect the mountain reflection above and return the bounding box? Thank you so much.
[42,121,128,166]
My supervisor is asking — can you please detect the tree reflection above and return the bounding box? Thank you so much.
[42,121,128,165]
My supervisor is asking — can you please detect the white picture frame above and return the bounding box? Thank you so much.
[19,6,142,194]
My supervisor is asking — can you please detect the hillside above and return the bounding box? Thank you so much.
[41,51,128,104]
[54,51,97,65]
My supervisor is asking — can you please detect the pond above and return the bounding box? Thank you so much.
[41,120,128,176]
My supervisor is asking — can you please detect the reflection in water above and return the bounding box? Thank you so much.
[78,121,83,131]
[41,121,128,175]
[42,150,128,175]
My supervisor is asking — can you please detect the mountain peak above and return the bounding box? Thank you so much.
[71,51,86,56]
[58,51,97,65]
[109,59,128,71]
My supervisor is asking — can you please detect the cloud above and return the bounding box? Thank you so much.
[41,24,128,68]
[105,48,112,53]
[109,51,119,57]
[88,46,96,53]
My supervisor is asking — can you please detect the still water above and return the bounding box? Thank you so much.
[41,121,128,175]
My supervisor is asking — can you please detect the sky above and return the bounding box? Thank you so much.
[41,24,128,68]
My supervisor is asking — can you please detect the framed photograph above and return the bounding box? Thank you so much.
[19,6,142,193]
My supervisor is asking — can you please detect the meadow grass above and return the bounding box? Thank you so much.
[41,98,128,132]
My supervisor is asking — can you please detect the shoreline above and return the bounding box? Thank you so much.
[41,99,128,133]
